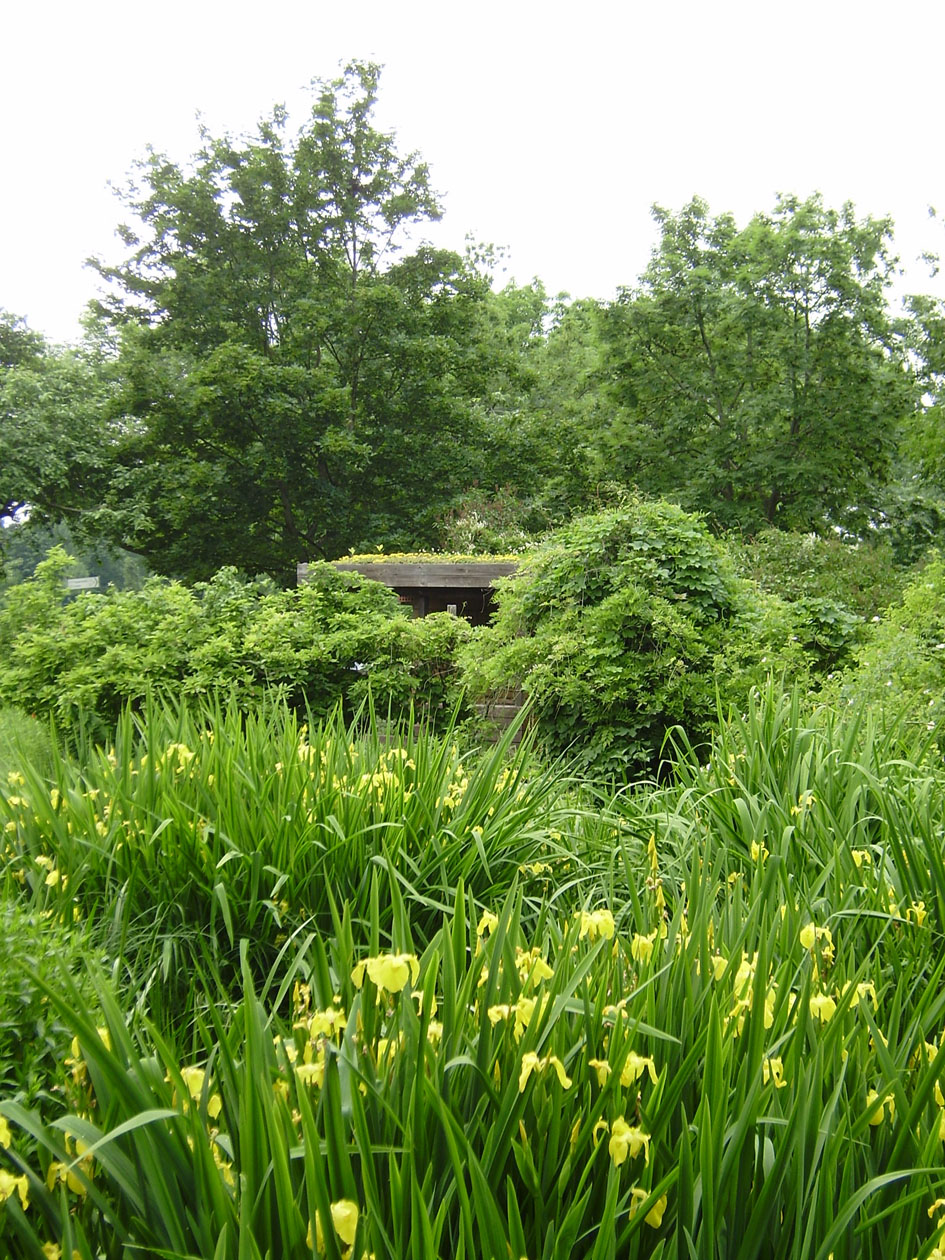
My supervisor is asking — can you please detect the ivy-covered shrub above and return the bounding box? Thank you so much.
[0,549,471,736]
[458,501,803,778]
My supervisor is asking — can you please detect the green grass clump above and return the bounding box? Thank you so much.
[0,902,101,1110]
[4,686,945,1257]
[0,696,581,1034]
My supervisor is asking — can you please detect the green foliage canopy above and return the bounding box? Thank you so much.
[0,315,115,555]
[85,63,546,583]
[592,195,916,535]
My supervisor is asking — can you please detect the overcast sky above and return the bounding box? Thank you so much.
[3,0,944,344]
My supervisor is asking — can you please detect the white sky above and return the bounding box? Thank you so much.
[3,0,944,344]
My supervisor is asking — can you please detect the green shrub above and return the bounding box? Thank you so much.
[458,500,799,778]
[731,529,926,676]
[0,552,469,736]
[786,595,863,676]
[0,708,54,781]
[828,551,945,739]
[436,485,541,553]
[734,528,909,620]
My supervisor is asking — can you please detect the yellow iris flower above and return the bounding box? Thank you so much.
[631,1186,668,1228]
[589,1058,612,1087]
[630,931,657,964]
[577,909,615,941]
[608,1117,650,1166]
[866,1089,896,1125]
[809,992,837,1023]
[518,1052,572,1092]
[763,1056,786,1088]
[308,1006,346,1039]
[295,1059,326,1088]
[351,953,420,993]
[307,1199,359,1252]
[0,1169,29,1209]
[178,1065,223,1119]
[477,910,499,938]
[620,1051,658,1088]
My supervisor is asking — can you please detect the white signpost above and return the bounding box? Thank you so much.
[65,576,100,591]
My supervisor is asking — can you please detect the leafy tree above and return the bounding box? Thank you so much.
[88,63,543,583]
[527,296,609,513]
[0,309,45,370]
[0,316,115,573]
[593,195,916,535]
[0,519,150,591]
[1,311,50,526]
[853,285,945,563]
